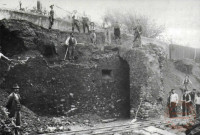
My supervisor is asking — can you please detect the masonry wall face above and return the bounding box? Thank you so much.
[2,54,130,118]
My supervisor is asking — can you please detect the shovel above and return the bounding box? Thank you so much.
[63,46,68,60]
[130,99,143,123]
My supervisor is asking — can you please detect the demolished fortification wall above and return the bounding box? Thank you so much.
[0,19,165,119]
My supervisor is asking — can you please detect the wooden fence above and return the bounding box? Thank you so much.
[169,44,200,61]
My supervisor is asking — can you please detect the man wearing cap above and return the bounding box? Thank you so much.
[72,10,80,33]
[65,33,77,60]
[170,89,179,118]
[6,84,21,133]
[49,5,54,29]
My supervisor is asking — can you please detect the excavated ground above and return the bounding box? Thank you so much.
[0,19,200,135]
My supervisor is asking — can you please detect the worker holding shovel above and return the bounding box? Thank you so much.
[64,33,77,60]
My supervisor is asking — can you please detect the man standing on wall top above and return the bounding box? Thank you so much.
[133,19,142,47]
[72,10,80,33]
[65,33,77,60]
[103,18,112,45]
[49,5,54,29]
[82,12,89,33]
[113,21,121,45]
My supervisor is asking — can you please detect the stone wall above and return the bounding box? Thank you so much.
[0,9,71,31]
[1,51,130,119]
[120,44,164,118]
[0,19,165,119]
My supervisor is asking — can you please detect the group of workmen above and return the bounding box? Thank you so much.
[48,5,143,60]
[167,75,200,119]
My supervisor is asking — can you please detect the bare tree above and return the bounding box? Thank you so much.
[102,9,165,38]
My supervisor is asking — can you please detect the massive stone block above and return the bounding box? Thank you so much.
[0,19,165,119]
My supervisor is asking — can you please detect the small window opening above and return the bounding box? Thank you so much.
[102,69,112,80]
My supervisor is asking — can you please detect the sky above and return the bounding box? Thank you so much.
[0,0,200,48]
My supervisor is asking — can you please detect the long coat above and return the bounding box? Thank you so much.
[6,92,21,118]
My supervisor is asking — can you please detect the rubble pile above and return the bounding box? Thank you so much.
[0,19,169,134]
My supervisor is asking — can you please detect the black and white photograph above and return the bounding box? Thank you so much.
[0,0,200,134]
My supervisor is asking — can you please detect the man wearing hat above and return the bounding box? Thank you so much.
[72,10,80,33]
[49,5,54,29]
[90,29,96,45]
[6,84,21,129]
[170,89,179,118]
[65,33,77,60]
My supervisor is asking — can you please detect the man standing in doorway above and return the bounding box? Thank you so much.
[170,89,179,118]
[72,10,80,33]
[49,5,54,29]
[65,33,77,60]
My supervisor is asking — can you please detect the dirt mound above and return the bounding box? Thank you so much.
[174,59,194,74]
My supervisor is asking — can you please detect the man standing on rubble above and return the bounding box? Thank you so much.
[103,18,112,45]
[49,5,54,29]
[6,84,21,134]
[133,19,142,47]
[72,10,80,33]
[185,90,192,116]
[82,12,89,33]
[65,33,77,60]
[113,21,121,45]
[183,75,192,90]
[170,89,179,118]
[190,89,196,105]
[167,91,172,117]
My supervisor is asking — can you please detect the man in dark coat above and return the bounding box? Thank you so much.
[82,12,89,33]
[133,19,142,47]
[6,84,21,128]
[49,5,54,29]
